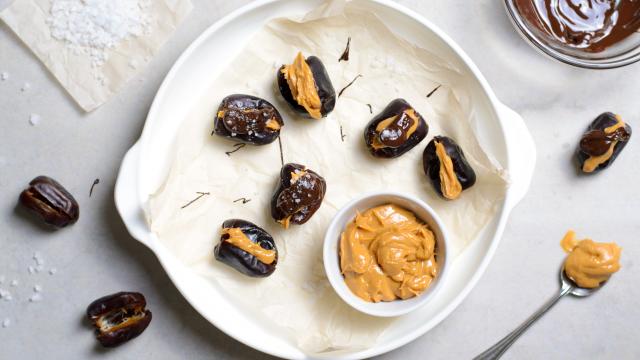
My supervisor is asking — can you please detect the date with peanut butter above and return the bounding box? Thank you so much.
[364,99,428,158]
[576,112,631,174]
[19,176,79,228]
[340,204,438,302]
[277,52,336,119]
[214,219,278,277]
[214,94,284,145]
[423,136,476,200]
[271,163,326,229]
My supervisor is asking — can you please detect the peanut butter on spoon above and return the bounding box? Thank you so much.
[561,230,621,288]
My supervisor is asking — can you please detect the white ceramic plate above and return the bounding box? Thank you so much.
[114,0,536,358]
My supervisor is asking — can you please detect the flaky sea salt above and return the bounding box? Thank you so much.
[27,266,35,274]
[21,82,31,92]
[29,114,41,127]
[29,294,42,302]
[2,319,10,328]
[1,72,8,81]
[47,0,152,68]
[10,280,18,287]
[48,268,57,275]
[34,285,42,293]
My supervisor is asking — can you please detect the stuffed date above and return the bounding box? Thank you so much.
[271,163,326,229]
[214,94,284,145]
[423,136,476,200]
[576,112,632,173]
[277,52,336,119]
[214,219,278,277]
[364,99,428,158]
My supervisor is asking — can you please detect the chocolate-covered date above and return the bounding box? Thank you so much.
[86,292,152,348]
[576,112,632,173]
[214,219,278,277]
[423,136,476,200]
[214,94,284,145]
[364,99,428,158]
[271,163,326,228]
[18,176,79,228]
[277,52,336,119]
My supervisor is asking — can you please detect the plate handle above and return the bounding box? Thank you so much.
[114,143,153,249]
[497,103,536,208]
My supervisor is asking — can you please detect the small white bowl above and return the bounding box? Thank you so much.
[323,191,451,317]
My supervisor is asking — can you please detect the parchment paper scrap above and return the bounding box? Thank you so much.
[147,0,508,354]
[1,0,193,112]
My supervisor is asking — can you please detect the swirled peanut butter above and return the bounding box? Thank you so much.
[222,227,276,264]
[561,230,621,288]
[339,204,438,302]
[435,140,462,200]
[281,52,322,119]
[582,115,626,173]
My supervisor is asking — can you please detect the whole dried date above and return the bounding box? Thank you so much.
[18,176,79,228]
[364,99,428,158]
[214,219,278,277]
[277,52,336,119]
[214,94,284,145]
[86,292,152,348]
[423,136,476,200]
[577,112,632,173]
[271,163,326,228]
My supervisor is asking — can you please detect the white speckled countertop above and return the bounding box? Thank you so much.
[1,0,639,359]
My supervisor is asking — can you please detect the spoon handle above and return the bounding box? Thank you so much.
[473,286,573,360]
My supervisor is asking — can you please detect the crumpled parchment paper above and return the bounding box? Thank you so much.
[0,0,192,112]
[147,0,509,354]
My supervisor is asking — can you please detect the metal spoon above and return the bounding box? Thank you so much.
[473,267,602,360]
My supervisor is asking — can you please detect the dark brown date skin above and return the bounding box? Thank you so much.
[214,219,278,277]
[277,56,336,118]
[364,99,428,158]
[86,292,152,348]
[576,112,632,173]
[423,136,476,199]
[18,176,79,228]
[214,94,284,145]
[271,163,326,228]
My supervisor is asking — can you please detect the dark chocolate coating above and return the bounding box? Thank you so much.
[86,292,152,348]
[213,94,284,145]
[364,99,428,158]
[214,219,278,277]
[18,176,79,228]
[277,56,336,118]
[423,136,476,199]
[271,163,326,227]
[576,112,632,173]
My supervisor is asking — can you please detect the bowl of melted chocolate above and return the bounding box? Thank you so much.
[505,0,640,68]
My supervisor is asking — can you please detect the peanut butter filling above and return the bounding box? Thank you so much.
[583,116,625,173]
[221,227,276,264]
[435,141,462,200]
[265,118,281,131]
[281,52,323,119]
[277,216,291,230]
[561,230,621,289]
[339,204,438,302]
[372,109,420,150]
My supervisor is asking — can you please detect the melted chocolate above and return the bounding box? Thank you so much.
[515,0,640,52]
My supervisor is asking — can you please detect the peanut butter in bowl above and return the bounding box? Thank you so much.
[561,230,622,289]
[339,204,439,303]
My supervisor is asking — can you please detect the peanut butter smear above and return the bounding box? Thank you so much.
[435,141,462,200]
[583,116,626,173]
[561,230,621,289]
[265,118,281,131]
[282,52,323,119]
[339,204,438,302]
[221,227,276,264]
